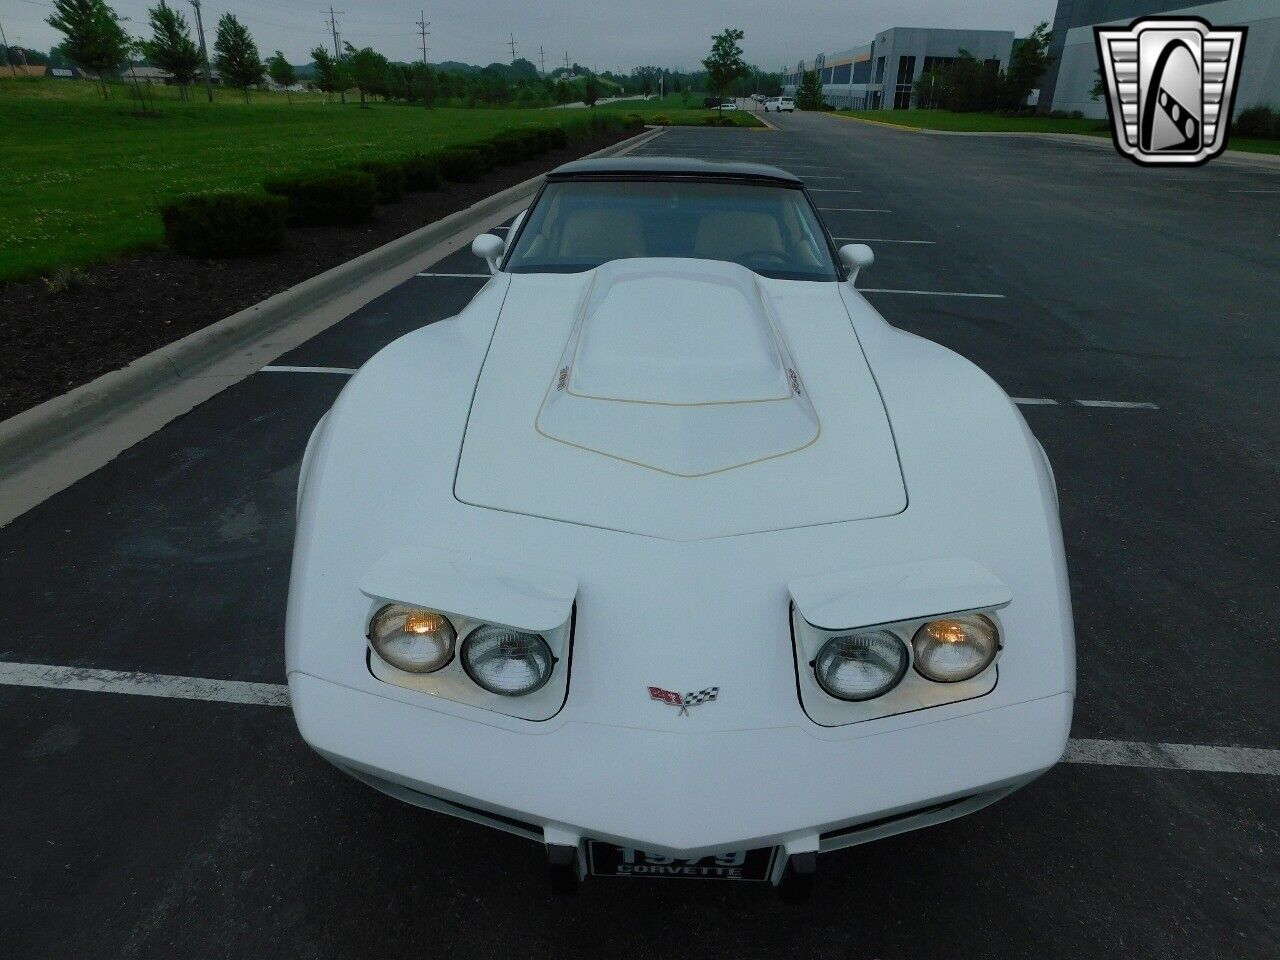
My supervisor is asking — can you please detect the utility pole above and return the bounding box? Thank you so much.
[416,11,430,64]
[325,6,345,103]
[0,18,12,78]
[563,51,570,74]
[188,0,214,102]
[507,33,517,64]
[538,45,545,76]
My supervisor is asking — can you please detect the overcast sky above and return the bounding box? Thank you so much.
[6,0,1056,72]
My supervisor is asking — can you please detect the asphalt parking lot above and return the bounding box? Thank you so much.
[2,112,1277,959]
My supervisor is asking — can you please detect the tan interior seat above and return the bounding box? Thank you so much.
[693,211,786,260]
[558,209,646,261]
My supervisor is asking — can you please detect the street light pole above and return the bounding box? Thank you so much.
[189,0,214,102]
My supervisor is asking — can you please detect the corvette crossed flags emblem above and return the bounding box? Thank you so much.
[649,686,719,716]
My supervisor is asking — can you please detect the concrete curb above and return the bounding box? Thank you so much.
[0,126,664,483]
[829,113,1280,167]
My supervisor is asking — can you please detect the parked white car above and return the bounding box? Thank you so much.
[765,97,795,112]
[719,99,737,111]
[287,157,1075,896]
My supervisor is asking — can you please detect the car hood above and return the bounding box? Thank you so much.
[455,258,906,540]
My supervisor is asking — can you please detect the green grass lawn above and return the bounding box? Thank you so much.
[0,78,619,283]
[836,107,1280,155]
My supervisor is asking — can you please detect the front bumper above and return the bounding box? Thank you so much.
[290,671,1071,869]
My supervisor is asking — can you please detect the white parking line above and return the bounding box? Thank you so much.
[415,272,492,278]
[1064,738,1280,776]
[0,662,288,707]
[834,237,936,244]
[1076,399,1161,409]
[259,365,358,376]
[858,287,1005,299]
[1011,397,1059,405]
[1227,189,1280,194]
[2,661,1272,775]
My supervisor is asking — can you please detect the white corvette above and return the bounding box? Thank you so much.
[287,157,1075,895]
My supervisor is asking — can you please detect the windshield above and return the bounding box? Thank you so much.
[504,179,838,281]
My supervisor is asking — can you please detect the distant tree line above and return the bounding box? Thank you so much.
[39,0,781,109]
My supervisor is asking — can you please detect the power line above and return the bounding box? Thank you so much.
[324,6,343,59]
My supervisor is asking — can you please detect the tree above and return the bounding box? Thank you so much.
[795,69,824,110]
[702,27,746,114]
[581,73,601,107]
[213,13,263,102]
[310,46,343,102]
[46,0,131,98]
[141,1,199,99]
[1000,21,1053,110]
[554,78,572,108]
[343,43,387,107]
[267,50,296,103]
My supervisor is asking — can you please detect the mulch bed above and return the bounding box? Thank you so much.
[0,130,633,423]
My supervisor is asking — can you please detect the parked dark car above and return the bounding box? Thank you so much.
[703,96,720,108]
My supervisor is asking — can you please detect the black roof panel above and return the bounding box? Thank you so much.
[546,156,803,185]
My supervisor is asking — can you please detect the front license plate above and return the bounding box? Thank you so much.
[587,842,778,881]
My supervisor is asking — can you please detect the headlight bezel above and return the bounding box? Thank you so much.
[366,602,573,722]
[792,605,1002,727]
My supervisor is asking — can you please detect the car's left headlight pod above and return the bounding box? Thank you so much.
[368,603,456,673]
[912,614,1000,683]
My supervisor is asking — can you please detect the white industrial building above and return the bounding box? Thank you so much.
[784,27,1015,110]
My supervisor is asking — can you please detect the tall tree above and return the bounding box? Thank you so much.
[46,0,131,98]
[141,1,199,99]
[267,50,296,103]
[213,13,263,102]
[580,73,601,107]
[702,27,746,115]
[1001,21,1053,110]
[343,43,387,107]
[310,46,340,102]
[795,69,824,110]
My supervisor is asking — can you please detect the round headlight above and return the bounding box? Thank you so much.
[368,604,456,673]
[813,630,909,701]
[462,625,554,696]
[912,615,999,682]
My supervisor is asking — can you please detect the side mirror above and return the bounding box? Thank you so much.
[472,233,505,275]
[838,243,874,284]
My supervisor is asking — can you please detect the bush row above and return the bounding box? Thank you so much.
[159,114,628,259]
[1234,106,1280,140]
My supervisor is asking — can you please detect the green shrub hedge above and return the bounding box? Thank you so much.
[624,113,645,130]
[356,160,407,204]
[651,114,671,126]
[547,126,569,149]
[401,152,443,191]
[1235,106,1279,139]
[161,192,287,258]
[437,147,486,183]
[263,171,377,226]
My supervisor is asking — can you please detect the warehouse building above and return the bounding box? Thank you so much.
[784,27,1015,110]
[1041,0,1280,116]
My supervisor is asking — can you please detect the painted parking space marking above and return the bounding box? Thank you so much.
[1075,399,1161,409]
[1012,397,1060,405]
[858,287,1004,298]
[1064,738,1280,776]
[415,272,492,279]
[260,365,359,376]
[1,661,1268,774]
[0,661,288,707]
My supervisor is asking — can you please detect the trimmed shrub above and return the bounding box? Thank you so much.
[437,147,485,183]
[532,128,554,153]
[624,113,645,130]
[263,171,377,226]
[546,126,569,149]
[356,160,407,204]
[651,114,671,126]
[1235,106,1278,139]
[401,152,443,191]
[161,192,287,259]
[488,130,536,165]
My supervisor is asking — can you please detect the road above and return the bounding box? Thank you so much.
[2,113,1277,959]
